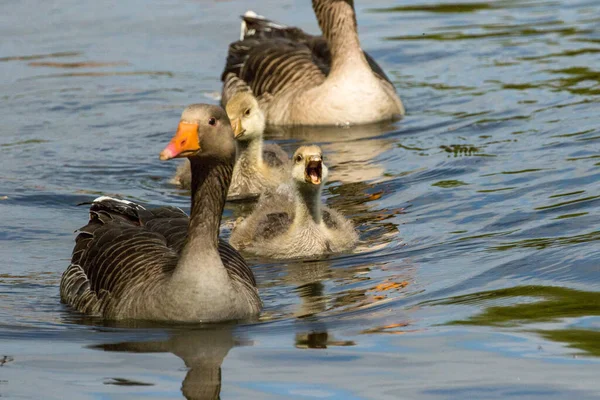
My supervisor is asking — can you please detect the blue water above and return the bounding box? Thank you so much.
[1,0,599,398]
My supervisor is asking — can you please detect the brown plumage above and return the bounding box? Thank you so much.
[60,104,261,322]
[221,0,405,126]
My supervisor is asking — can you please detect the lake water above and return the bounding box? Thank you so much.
[1,0,599,398]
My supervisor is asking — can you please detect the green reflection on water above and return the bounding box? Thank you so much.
[1,139,48,147]
[549,67,600,96]
[432,180,468,188]
[368,0,562,14]
[477,187,516,193]
[549,190,586,198]
[370,2,494,13]
[385,27,588,41]
[491,230,600,251]
[553,212,588,220]
[538,329,600,356]
[535,195,600,210]
[520,47,600,61]
[440,144,480,156]
[431,286,600,356]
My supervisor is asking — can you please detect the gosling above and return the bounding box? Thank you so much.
[230,145,358,258]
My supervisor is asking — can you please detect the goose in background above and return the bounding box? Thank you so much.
[230,145,358,258]
[221,0,405,126]
[60,104,261,322]
[172,93,289,201]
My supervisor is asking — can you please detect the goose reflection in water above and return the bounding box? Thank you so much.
[289,260,356,349]
[91,328,238,400]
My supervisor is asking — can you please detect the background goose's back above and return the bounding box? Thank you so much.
[221,14,393,103]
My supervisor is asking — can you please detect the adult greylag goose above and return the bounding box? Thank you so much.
[171,93,289,200]
[221,0,405,126]
[230,145,358,258]
[60,104,262,322]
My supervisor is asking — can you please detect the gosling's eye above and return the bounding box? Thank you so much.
[208,117,216,126]
[295,155,303,163]
[244,108,251,116]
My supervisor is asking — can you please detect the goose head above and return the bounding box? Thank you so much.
[159,104,235,161]
[225,92,266,142]
[291,145,328,189]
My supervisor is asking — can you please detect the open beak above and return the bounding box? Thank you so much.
[304,156,323,185]
[159,122,200,160]
[231,118,246,138]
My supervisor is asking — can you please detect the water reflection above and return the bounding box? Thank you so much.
[92,328,238,400]
[295,331,355,349]
[287,261,356,348]
[268,122,399,184]
[433,286,600,356]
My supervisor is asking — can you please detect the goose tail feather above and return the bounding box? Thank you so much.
[240,11,294,41]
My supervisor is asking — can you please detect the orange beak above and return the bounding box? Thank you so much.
[231,118,245,138]
[159,122,200,160]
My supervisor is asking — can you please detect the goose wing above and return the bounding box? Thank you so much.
[60,198,179,316]
[255,211,293,241]
[262,143,289,168]
[221,13,393,102]
[60,197,255,316]
[241,14,392,83]
[91,198,255,286]
[222,37,326,103]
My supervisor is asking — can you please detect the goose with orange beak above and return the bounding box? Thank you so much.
[60,104,261,322]
[171,92,289,201]
[230,145,358,259]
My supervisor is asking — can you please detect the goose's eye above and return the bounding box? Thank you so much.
[295,155,303,163]
[208,117,216,126]
[244,108,251,116]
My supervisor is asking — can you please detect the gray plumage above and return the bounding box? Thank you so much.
[221,1,405,126]
[60,104,261,322]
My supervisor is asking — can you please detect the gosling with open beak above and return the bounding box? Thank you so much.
[291,145,328,189]
[229,144,358,259]
[304,155,323,185]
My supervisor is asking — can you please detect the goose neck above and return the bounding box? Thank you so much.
[313,0,365,75]
[180,156,232,260]
[235,138,264,171]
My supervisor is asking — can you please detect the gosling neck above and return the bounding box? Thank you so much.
[312,0,366,75]
[235,136,264,172]
[178,155,233,264]
[295,183,323,225]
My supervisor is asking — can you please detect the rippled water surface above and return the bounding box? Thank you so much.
[1,0,600,398]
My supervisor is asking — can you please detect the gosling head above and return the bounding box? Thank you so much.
[225,92,265,142]
[291,145,328,189]
[159,104,235,161]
